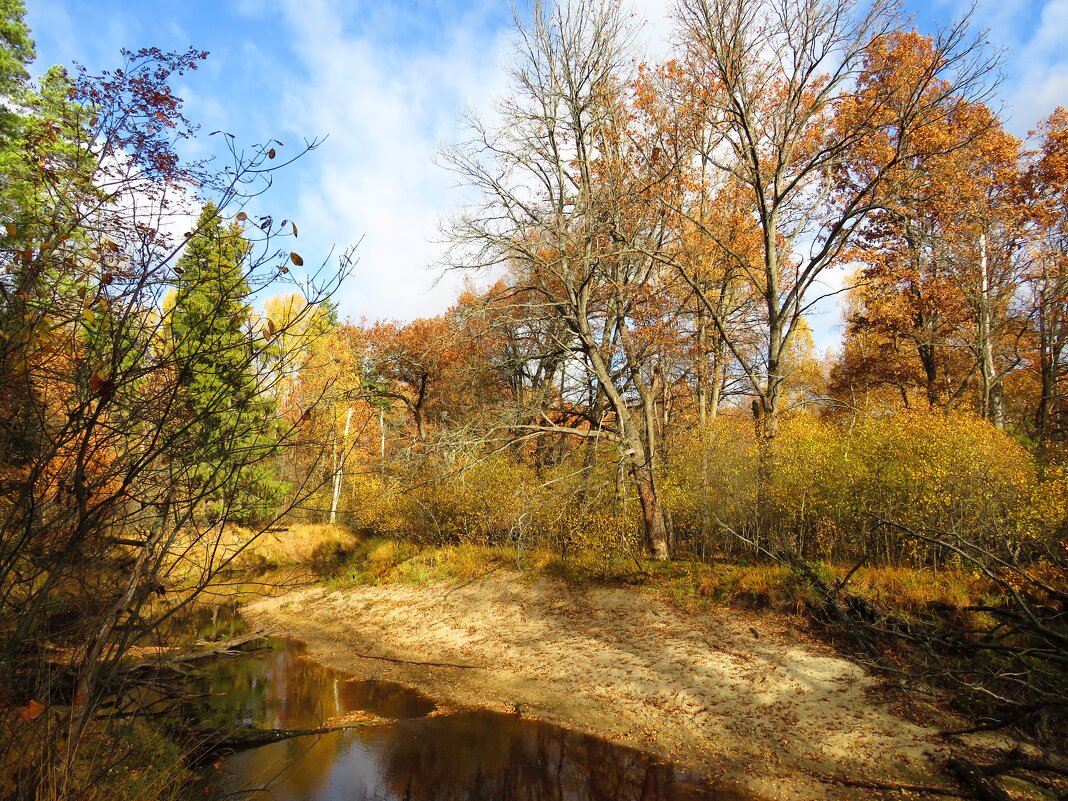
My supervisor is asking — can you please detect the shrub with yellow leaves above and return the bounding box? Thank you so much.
[667,409,1064,567]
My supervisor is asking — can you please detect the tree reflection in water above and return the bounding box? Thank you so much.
[193,640,745,801]
[376,711,742,801]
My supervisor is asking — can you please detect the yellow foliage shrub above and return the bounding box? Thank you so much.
[667,409,1065,567]
[325,408,1064,571]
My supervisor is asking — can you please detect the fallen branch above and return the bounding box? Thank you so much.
[818,774,968,797]
[349,650,481,670]
[977,758,1068,778]
[168,631,273,664]
[178,723,374,754]
[947,759,1013,801]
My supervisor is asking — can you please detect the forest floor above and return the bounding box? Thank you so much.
[243,567,959,801]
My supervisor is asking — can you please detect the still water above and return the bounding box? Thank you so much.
[186,638,747,801]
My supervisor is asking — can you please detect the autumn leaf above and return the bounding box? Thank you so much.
[267,147,276,159]
[290,252,303,266]
[18,699,45,721]
[236,211,247,222]
[88,374,117,401]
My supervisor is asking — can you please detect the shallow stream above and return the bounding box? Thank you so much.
[184,636,747,801]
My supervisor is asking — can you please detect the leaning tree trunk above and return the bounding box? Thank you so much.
[578,315,670,561]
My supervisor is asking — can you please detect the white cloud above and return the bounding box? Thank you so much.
[270,0,513,324]
[1000,0,1068,136]
[260,0,687,326]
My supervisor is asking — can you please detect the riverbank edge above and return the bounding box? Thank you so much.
[242,565,967,801]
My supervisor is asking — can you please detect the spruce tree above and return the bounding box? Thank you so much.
[169,203,285,521]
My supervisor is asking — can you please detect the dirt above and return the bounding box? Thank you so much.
[243,571,956,800]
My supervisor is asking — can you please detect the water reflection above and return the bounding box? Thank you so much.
[183,639,435,730]
[193,639,745,801]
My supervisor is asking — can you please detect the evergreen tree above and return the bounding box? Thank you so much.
[0,0,33,139]
[169,202,285,521]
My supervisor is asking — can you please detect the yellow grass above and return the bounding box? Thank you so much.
[222,523,358,571]
[211,525,994,620]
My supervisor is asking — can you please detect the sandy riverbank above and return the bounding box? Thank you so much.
[244,570,953,800]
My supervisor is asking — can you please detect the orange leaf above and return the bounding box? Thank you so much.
[18,699,45,721]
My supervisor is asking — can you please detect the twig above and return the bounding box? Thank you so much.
[349,651,482,670]
[818,774,968,797]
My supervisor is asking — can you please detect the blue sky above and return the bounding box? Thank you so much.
[23,0,1068,350]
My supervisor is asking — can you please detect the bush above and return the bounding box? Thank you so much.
[666,409,1066,567]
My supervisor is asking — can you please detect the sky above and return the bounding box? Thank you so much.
[23,0,1068,352]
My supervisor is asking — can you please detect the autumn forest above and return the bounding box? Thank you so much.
[1,0,1066,798]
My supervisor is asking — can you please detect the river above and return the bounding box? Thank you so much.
[180,635,749,801]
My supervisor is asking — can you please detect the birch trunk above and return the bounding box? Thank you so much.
[329,406,354,525]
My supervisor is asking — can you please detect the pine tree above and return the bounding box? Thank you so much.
[169,202,285,521]
[0,0,33,140]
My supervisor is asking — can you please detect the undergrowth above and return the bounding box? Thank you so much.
[319,532,995,621]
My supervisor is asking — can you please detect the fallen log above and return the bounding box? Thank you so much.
[122,631,273,672]
[180,631,274,659]
[177,722,374,755]
[947,759,1013,801]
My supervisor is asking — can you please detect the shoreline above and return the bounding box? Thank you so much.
[243,570,954,800]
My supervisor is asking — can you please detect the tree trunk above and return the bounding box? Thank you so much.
[329,406,353,525]
[633,462,670,560]
[577,311,670,561]
[977,234,1004,429]
[379,406,386,478]
[709,338,726,420]
[696,306,708,427]
[917,337,940,406]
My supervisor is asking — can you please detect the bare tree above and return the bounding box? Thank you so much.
[441,0,677,559]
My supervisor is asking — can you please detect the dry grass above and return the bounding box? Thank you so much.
[169,523,359,576]
[845,565,993,613]
[331,540,514,586]
[1,717,192,801]
[213,525,993,623]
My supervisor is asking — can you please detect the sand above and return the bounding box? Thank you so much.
[244,571,955,800]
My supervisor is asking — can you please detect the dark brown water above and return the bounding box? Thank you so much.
[187,638,748,801]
